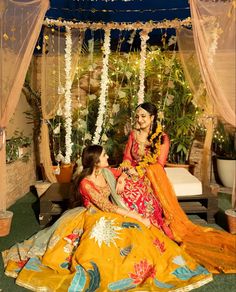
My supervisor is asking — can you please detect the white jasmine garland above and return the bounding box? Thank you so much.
[44,18,192,31]
[64,26,73,164]
[137,30,149,104]
[92,28,111,144]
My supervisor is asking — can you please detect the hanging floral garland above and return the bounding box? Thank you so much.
[92,28,111,144]
[137,30,149,105]
[44,18,192,30]
[64,26,73,164]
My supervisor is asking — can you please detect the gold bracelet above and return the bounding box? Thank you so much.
[124,210,129,218]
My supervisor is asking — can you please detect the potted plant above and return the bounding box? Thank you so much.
[1,131,31,237]
[0,210,13,237]
[6,130,31,164]
[212,121,236,234]
[212,121,236,188]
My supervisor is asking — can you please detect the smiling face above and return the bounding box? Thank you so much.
[97,149,109,168]
[135,107,154,131]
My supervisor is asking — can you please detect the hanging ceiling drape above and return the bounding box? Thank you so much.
[40,26,82,182]
[0,0,49,210]
[189,0,235,127]
[177,27,215,186]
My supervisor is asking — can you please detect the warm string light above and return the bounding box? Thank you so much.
[72,0,143,2]
[48,6,190,14]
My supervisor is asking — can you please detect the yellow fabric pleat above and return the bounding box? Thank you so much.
[3,208,213,291]
[146,163,236,274]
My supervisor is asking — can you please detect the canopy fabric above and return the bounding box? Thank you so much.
[0,0,49,210]
[40,26,82,182]
[189,0,236,127]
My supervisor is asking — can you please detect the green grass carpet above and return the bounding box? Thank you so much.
[0,191,235,291]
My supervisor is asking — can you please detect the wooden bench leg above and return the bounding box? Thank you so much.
[206,211,216,224]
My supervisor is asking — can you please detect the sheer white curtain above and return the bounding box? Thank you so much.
[189,0,235,207]
[189,0,235,127]
[177,27,215,186]
[0,0,49,210]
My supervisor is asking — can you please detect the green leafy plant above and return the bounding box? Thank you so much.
[6,131,31,163]
[26,35,199,167]
[212,121,236,160]
[144,46,200,164]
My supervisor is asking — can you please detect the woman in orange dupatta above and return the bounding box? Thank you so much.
[118,102,236,274]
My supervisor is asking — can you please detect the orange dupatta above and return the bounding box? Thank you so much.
[146,163,236,274]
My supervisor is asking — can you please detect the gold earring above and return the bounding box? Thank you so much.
[150,120,153,133]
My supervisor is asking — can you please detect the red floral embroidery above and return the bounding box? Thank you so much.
[17,259,28,269]
[129,259,156,284]
[153,238,166,253]
[122,176,165,230]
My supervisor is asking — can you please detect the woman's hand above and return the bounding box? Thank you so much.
[128,210,151,228]
[140,217,151,228]
[127,168,138,176]
[116,173,127,194]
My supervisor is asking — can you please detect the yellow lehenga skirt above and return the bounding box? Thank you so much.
[147,163,236,274]
[2,207,212,291]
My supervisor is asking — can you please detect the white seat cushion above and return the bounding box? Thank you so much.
[164,167,202,197]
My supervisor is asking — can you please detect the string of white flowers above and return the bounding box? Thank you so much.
[44,17,192,30]
[92,28,111,144]
[137,30,149,104]
[64,26,73,164]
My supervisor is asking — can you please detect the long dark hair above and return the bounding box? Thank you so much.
[135,102,163,153]
[70,145,103,208]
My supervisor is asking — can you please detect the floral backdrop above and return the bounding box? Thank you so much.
[44,33,200,167]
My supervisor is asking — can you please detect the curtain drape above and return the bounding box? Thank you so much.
[183,0,235,207]
[0,0,49,210]
[40,27,82,182]
[189,0,235,127]
[177,27,215,186]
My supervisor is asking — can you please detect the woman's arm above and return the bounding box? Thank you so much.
[80,181,118,213]
[122,131,134,166]
[80,180,150,227]
[158,133,170,167]
[115,208,151,228]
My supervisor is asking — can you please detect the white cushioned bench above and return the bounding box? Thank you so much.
[164,167,202,197]
[164,167,218,223]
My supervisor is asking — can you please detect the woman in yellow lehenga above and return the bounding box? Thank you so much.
[118,102,236,274]
[2,145,212,291]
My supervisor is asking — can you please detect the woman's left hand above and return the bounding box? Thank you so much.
[116,173,127,194]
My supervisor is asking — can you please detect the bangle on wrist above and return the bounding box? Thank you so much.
[124,210,129,218]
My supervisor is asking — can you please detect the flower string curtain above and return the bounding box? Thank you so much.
[177,27,215,186]
[189,0,235,127]
[40,26,82,182]
[0,0,49,210]
[92,28,111,145]
[137,30,150,105]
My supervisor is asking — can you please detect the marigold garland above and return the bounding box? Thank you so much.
[119,160,132,169]
[136,123,163,177]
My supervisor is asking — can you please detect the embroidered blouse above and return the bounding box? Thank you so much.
[123,130,170,167]
[79,168,122,213]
